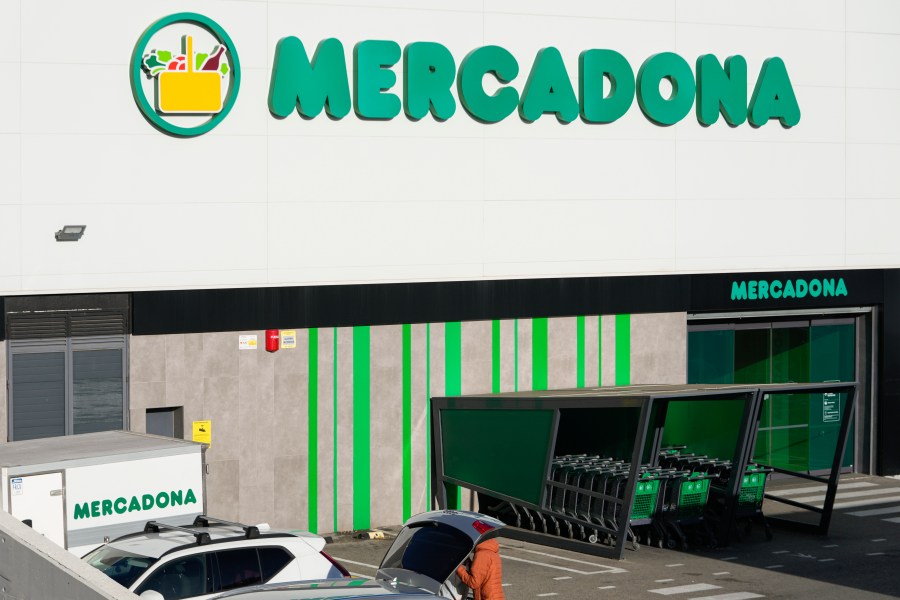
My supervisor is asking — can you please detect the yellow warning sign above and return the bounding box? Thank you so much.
[281,330,297,349]
[192,420,212,446]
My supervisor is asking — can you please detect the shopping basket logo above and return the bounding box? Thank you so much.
[130,13,241,137]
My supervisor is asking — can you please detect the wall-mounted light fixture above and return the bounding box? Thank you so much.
[55,225,86,242]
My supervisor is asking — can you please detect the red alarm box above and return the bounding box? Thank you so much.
[265,329,280,352]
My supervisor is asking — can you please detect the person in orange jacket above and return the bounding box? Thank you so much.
[455,538,504,600]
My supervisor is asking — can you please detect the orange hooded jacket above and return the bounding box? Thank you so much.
[455,538,504,600]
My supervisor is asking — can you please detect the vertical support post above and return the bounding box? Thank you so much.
[614,397,654,559]
[647,398,669,466]
[719,390,762,545]
[431,399,446,510]
[540,409,561,510]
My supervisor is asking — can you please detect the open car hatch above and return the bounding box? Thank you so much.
[376,510,505,598]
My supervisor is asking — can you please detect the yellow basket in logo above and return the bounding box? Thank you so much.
[158,36,223,114]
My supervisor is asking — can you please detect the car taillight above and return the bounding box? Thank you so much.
[320,550,351,577]
[472,520,495,535]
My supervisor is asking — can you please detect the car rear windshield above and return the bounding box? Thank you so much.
[379,522,473,584]
[83,545,158,589]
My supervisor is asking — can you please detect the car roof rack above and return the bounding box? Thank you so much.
[144,521,212,545]
[192,515,261,539]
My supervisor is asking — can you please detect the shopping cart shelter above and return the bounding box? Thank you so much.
[432,382,857,559]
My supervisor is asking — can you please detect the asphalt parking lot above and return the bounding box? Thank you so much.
[326,475,900,599]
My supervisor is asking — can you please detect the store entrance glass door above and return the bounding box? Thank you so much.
[688,318,857,473]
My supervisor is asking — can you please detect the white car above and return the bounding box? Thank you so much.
[83,516,350,600]
[210,510,506,600]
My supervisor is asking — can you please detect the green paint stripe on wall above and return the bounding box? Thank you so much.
[353,326,371,530]
[492,320,501,394]
[308,328,318,533]
[444,322,462,513]
[533,317,548,391]
[445,322,461,396]
[402,324,412,522]
[333,327,338,533]
[425,323,431,509]
[577,316,585,388]
[616,314,631,386]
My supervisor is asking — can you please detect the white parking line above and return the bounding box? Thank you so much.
[649,583,721,595]
[846,505,900,517]
[790,488,900,504]
[500,546,627,573]
[721,557,738,561]
[770,481,876,496]
[536,593,558,597]
[687,593,764,600]
[772,550,790,554]
[655,579,674,583]
[819,558,835,562]
[765,565,783,569]
[831,495,900,510]
[552,576,571,580]
[598,585,616,590]
[884,517,900,524]
[866,552,885,556]
[713,572,730,576]
[666,563,685,567]
[872,538,887,542]
[823,544,839,548]
[500,554,625,575]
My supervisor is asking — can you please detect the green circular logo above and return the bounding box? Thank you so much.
[131,13,241,137]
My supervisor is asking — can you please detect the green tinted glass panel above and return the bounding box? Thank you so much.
[684,331,742,460]
[810,324,855,470]
[441,409,554,505]
[734,328,770,384]
[688,330,734,384]
[661,397,746,461]
[760,327,811,470]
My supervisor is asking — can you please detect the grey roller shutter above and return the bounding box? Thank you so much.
[10,351,66,440]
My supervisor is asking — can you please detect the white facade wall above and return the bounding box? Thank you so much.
[0,0,898,295]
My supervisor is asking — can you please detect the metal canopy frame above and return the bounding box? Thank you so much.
[751,382,859,535]
[430,382,858,560]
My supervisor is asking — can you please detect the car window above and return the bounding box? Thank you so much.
[135,554,214,600]
[259,547,294,581]
[83,545,157,589]
[216,548,263,591]
[380,523,473,584]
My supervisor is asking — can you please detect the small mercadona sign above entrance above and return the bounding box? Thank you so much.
[731,277,848,302]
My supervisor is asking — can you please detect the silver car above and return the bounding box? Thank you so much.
[212,510,506,600]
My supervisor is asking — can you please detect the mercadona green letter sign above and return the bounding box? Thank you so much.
[269,39,799,127]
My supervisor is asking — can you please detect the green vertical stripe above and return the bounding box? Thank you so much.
[533,317,548,391]
[492,320,501,393]
[444,321,462,513]
[333,327,338,532]
[353,326,371,530]
[514,319,519,392]
[308,328,318,533]
[402,324,412,522]
[576,316,585,388]
[598,316,603,386]
[615,314,631,386]
[445,322,461,396]
[425,323,431,509]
